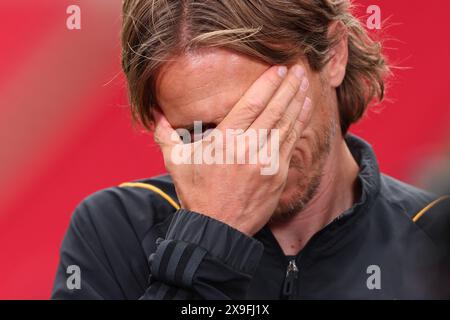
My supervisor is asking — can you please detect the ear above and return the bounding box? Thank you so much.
[324,21,348,88]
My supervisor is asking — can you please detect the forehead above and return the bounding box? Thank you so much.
[155,48,269,128]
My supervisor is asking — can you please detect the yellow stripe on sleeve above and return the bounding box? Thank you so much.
[119,182,180,210]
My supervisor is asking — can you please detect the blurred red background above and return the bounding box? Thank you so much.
[0,0,449,299]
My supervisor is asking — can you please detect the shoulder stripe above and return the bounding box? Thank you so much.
[119,182,180,210]
[412,195,449,222]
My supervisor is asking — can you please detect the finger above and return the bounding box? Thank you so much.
[280,97,313,160]
[276,76,309,144]
[260,96,312,172]
[249,65,305,132]
[218,65,288,131]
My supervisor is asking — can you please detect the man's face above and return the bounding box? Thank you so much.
[155,48,337,220]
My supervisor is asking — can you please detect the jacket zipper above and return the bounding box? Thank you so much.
[277,212,350,299]
[282,258,299,299]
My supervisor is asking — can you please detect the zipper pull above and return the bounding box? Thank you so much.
[282,259,299,297]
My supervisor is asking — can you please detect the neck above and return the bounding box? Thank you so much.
[269,134,360,256]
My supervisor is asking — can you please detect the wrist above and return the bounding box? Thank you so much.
[184,206,255,236]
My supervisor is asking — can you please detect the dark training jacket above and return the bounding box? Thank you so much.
[51,135,450,299]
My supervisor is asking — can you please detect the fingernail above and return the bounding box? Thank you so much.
[300,77,309,92]
[293,65,304,79]
[277,66,288,78]
[303,97,312,110]
[299,97,312,122]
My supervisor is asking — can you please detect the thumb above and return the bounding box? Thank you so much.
[153,108,182,151]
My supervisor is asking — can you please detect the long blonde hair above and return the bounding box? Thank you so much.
[121,0,389,133]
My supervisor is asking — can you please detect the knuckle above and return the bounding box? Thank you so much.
[243,97,264,115]
[266,105,284,122]
[285,78,299,94]
[286,128,299,145]
[266,73,282,90]
[277,114,291,130]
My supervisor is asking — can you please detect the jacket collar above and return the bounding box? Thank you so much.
[342,133,381,219]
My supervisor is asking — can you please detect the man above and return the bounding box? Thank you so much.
[52,0,450,299]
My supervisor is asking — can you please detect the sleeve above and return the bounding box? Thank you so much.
[51,192,264,300]
[140,209,264,300]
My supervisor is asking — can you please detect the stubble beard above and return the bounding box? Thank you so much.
[270,117,336,223]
